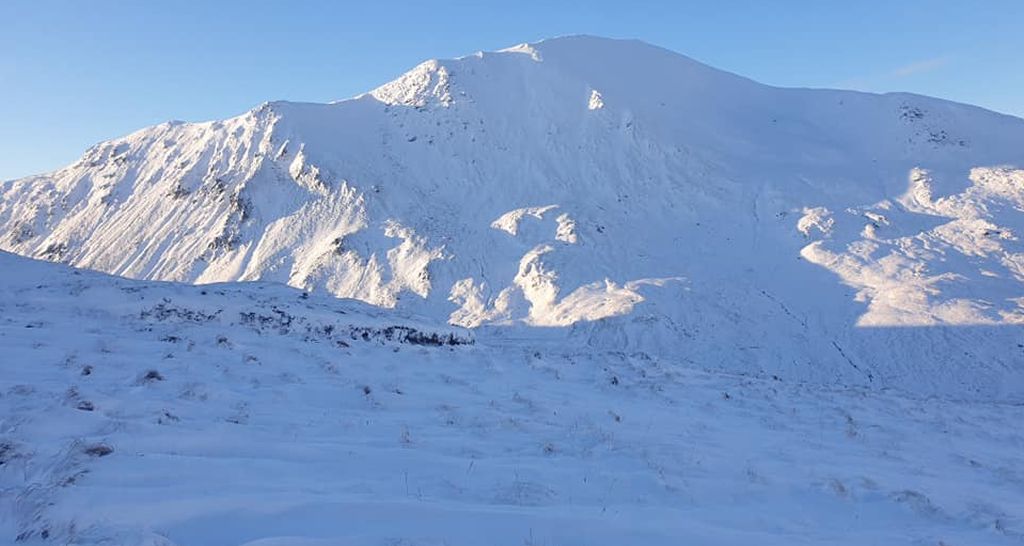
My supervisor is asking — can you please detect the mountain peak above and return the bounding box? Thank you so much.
[506,34,669,55]
[361,33,755,118]
[2,37,1024,401]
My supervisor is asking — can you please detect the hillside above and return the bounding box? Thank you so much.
[1,35,1023,398]
[2,251,1023,545]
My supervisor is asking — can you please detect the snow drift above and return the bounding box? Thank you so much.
[2,250,1024,545]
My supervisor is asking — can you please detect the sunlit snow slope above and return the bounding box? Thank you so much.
[2,36,1024,400]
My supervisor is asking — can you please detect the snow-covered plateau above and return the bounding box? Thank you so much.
[1,35,1023,544]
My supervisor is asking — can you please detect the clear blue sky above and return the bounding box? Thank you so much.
[2,0,1022,180]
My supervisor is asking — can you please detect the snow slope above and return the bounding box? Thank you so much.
[2,35,1024,401]
[3,251,1024,545]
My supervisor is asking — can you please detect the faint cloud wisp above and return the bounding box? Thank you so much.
[833,55,953,90]
[890,56,951,78]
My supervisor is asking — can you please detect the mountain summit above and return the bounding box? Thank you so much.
[2,36,1024,399]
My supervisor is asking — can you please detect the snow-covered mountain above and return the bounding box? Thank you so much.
[2,36,1024,400]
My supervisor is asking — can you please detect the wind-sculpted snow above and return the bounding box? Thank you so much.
[802,167,1024,326]
[2,36,1024,400]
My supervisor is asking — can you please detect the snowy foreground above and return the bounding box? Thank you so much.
[2,251,1023,546]
[3,34,1024,545]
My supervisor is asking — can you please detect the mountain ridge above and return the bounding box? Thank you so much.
[2,35,1023,400]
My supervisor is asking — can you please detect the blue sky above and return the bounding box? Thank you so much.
[2,0,1022,180]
